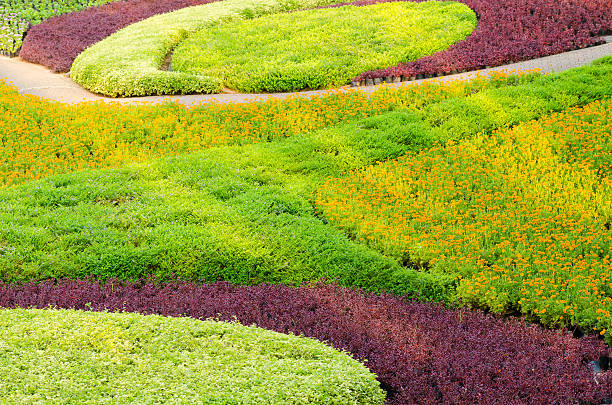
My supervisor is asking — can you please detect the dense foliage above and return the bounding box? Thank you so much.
[0,0,118,55]
[317,96,612,339]
[0,61,609,305]
[18,0,222,72]
[0,70,505,187]
[19,0,610,94]
[0,308,385,404]
[353,0,611,82]
[1,279,611,404]
[70,0,348,96]
[172,2,475,92]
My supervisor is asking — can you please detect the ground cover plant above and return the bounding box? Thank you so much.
[0,70,512,188]
[70,0,351,96]
[0,0,119,55]
[353,0,611,83]
[316,96,612,339]
[1,279,611,404]
[0,60,610,304]
[171,1,476,92]
[0,307,385,404]
[29,0,608,95]
[17,0,223,72]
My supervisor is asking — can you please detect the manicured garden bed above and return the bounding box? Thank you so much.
[171,1,476,92]
[0,307,385,404]
[1,279,611,404]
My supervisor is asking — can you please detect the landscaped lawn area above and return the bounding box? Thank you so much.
[1,0,611,402]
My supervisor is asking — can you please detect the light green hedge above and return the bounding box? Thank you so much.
[0,308,385,404]
[70,0,344,96]
[172,1,476,93]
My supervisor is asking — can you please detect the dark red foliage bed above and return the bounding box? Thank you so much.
[3,279,611,404]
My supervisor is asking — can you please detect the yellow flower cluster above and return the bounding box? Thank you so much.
[316,99,611,335]
[0,76,494,187]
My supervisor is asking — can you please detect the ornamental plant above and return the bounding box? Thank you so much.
[1,279,611,404]
[0,307,385,404]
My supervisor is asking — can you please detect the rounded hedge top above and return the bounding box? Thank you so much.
[0,308,385,404]
[171,1,476,92]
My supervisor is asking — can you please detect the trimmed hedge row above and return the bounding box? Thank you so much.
[0,307,385,404]
[352,0,611,82]
[0,60,609,303]
[171,1,476,92]
[1,279,611,404]
[69,0,345,96]
[25,0,609,95]
[18,0,223,73]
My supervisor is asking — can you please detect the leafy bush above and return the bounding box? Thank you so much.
[69,0,346,96]
[354,0,611,82]
[316,97,612,340]
[0,307,385,404]
[18,0,224,73]
[0,60,609,303]
[0,0,119,55]
[171,1,476,92]
[2,279,611,404]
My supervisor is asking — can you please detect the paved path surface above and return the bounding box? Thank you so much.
[1,41,611,106]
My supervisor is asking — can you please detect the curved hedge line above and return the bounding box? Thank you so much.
[1,280,611,404]
[55,0,609,96]
[18,0,223,72]
[0,307,385,404]
[171,1,476,92]
[353,0,611,82]
[70,0,344,96]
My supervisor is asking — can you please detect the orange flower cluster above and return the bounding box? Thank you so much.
[316,99,611,336]
[0,73,513,188]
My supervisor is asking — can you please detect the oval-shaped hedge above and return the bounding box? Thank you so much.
[0,308,385,404]
[69,0,345,97]
[171,1,476,92]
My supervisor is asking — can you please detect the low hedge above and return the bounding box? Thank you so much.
[0,307,385,404]
[70,0,344,96]
[0,60,609,303]
[171,1,476,92]
[1,279,611,404]
[18,0,224,72]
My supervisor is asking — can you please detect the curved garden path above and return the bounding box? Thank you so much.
[2,39,611,106]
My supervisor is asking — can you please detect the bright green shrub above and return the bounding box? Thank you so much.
[0,308,385,404]
[70,0,345,96]
[172,1,476,92]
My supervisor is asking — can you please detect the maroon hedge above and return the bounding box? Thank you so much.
[18,0,222,72]
[19,0,612,78]
[342,0,611,82]
[2,279,611,404]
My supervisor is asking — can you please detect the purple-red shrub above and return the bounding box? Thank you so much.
[19,0,612,78]
[348,0,611,81]
[18,0,222,72]
[1,278,611,404]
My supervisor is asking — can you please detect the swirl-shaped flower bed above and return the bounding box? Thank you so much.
[16,0,612,95]
[1,280,611,404]
[0,307,385,404]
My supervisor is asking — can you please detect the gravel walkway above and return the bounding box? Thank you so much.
[1,40,611,106]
